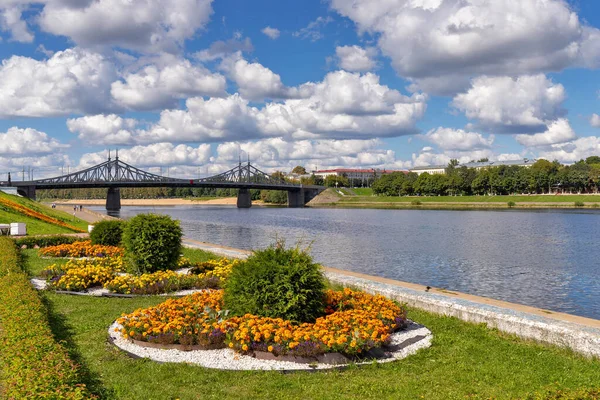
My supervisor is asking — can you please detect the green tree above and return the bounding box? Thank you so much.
[271,171,287,181]
[414,173,432,195]
[291,165,307,175]
[585,156,600,165]
[324,175,349,188]
[260,190,288,204]
[472,169,490,195]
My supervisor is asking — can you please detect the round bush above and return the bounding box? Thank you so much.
[122,214,182,274]
[223,243,326,323]
[90,220,126,246]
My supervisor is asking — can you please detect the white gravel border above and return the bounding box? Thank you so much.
[108,320,432,371]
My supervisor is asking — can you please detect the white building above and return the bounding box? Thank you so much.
[410,159,536,175]
[312,168,405,181]
[408,165,446,175]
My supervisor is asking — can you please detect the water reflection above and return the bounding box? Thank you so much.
[92,205,600,319]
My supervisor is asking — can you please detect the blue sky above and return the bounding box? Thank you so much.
[1,0,600,179]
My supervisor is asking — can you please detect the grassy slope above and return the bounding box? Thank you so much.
[0,208,78,235]
[25,250,600,400]
[0,191,89,234]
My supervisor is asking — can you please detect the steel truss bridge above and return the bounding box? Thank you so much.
[0,156,324,209]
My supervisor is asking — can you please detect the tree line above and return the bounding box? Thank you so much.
[38,184,292,205]
[372,157,600,197]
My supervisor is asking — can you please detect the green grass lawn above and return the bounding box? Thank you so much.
[351,188,374,196]
[181,246,221,263]
[0,191,89,234]
[339,194,600,204]
[24,250,600,399]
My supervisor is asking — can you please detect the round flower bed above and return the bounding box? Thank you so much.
[115,288,408,361]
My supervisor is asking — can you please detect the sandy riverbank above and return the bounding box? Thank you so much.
[52,197,254,206]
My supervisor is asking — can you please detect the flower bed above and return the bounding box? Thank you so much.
[40,240,124,258]
[40,254,238,295]
[104,270,219,295]
[116,288,407,360]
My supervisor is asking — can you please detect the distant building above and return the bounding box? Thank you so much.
[312,168,407,185]
[410,159,536,175]
[408,165,446,175]
[461,159,536,170]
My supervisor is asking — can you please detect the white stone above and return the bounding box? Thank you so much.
[10,222,26,235]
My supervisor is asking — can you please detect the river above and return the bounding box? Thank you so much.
[92,205,600,320]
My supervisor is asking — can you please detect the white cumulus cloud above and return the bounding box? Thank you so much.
[515,118,576,147]
[111,58,226,110]
[219,54,300,100]
[67,114,141,145]
[0,127,68,156]
[591,113,600,128]
[77,143,212,170]
[538,136,600,163]
[0,5,34,42]
[422,127,494,151]
[72,70,427,145]
[335,45,377,72]
[452,75,566,133]
[194,36,253,62]
[38,0,214,53]
[331,0,600,94]
[0,48,118,118]
[261,26,280,39]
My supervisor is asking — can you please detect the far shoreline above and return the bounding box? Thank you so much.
[48,197,259,207]
[43,194,600,210]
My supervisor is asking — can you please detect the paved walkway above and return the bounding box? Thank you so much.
[53,204,116,224]
[182,237,600,358]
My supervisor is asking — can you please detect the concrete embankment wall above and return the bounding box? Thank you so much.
[183,238,600,359]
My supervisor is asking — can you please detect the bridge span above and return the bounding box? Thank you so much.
[0,157,325,210]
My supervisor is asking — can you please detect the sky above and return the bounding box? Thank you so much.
[1,0,600,180]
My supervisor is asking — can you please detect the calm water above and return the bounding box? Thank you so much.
[93,205,600,320]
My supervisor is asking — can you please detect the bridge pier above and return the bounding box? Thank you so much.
[287,189,304,208]
[106,187,121,211]
[287,188,322,208]
[237,189,252,208]
[17,185,36,200]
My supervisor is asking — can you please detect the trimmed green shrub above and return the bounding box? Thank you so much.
[90,219,125,246]
[13,235,84,248]
[574,201,585,207]
[507,201,516,208]
[122,213,182,274]
[0,237,93,399]
[223,243,326,323]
